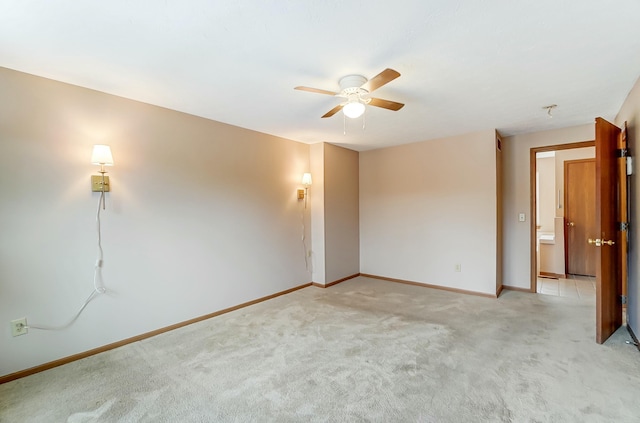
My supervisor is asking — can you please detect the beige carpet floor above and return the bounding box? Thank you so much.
[1,276,639,422]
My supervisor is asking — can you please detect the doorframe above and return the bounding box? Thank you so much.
[529,140,595,292]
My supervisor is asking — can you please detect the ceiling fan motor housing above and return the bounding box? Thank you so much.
[339,75,368,93]
[339,74,371,110]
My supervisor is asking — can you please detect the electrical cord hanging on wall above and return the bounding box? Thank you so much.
[300,202,311,273]
[26,190,108,331]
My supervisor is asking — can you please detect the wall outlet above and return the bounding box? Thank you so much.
[11,318,28,337]
[455,264,462,272]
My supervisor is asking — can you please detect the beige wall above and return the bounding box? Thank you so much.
[537,156,556,232]
[615,75,640,336]
[0,67,312,377]
[536,155,561,275]
[309,143,359,285]
[323,144,360,283]
[309,143,325,284]
[360,129,498,295]
[502,124,594,289]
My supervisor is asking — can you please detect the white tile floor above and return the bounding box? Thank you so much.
[537,274,596,299]
[538,275,628,325]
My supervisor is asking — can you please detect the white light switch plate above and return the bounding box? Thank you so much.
[518,213,526,222]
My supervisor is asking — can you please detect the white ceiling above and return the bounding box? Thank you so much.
[2,1,640,151]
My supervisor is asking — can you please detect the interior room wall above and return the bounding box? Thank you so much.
[323,144,360,283]
[615,75,640,338]
[359,129,498,295]
[537,156,556,232]
[502,124,594,289]
[0,67,312,377]
[536,155,562,275]
[309,143,326,284]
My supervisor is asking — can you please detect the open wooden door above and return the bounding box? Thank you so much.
[594,117,623,344]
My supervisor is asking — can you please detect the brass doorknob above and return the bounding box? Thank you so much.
[567,222,575,227]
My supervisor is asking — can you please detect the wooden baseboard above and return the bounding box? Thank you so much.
[312,273,360,288]
[0,282,313,385]
[502,285,535,293]
[539,271,565,279]
[360,274,497,299]
[496,284,504,297]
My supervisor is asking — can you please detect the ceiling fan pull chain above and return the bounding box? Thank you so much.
[363,111,366,130]
[343,113,346,135]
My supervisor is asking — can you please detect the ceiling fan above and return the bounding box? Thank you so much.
[295,68,404,119]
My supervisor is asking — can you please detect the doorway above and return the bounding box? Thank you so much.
[530,141,595,294]
[530,119,626,344]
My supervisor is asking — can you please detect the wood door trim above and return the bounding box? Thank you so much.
[539,271,566,279]
[530,140,595,293]
[496,131,504,296]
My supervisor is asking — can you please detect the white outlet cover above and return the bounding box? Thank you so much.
[11,318,28,337]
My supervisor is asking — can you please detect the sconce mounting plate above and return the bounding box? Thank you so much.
[91,175,110,192]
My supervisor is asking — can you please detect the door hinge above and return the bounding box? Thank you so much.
[619,222,630,231]
[617,148,630,158]
[621,295,628,305]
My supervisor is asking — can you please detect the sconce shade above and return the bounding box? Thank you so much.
[302,173,312,186]
[343,101,365,119]
[91,145,114,166]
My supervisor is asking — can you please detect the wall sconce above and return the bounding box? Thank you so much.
[91,145,114,208]
[298,172,312,208]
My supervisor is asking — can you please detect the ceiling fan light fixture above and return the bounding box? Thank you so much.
[343,100,365,118]
[295,68,403,119]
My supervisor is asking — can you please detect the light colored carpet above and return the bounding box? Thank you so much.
[1,276,639,422]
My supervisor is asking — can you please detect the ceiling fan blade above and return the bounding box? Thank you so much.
[322,104,344,118]
[360,68,401,93]
[369,97,405,111]
[294,86,338,96]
